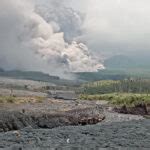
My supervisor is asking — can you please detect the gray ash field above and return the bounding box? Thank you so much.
[0,119,149,149]
[0,99,149,150]
[0,77,149,150]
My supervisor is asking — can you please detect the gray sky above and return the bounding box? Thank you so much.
[0,0,150,74]
[40,0,150,56]
[72,0,150,56]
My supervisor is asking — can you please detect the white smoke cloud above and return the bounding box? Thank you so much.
[0,0,104,76]
[35,1,84,42]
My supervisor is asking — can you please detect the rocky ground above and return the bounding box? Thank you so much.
[0,98,149,149]
[0,120,149,149]
[0,99,144,130]
[0,99,106,132]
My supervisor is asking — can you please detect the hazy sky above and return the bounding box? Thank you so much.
[0,0,150,74]
[39,0,150,56]
[70,0,150,56]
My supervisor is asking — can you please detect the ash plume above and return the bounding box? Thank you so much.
[35,1,84,42]
[0,0,104,76]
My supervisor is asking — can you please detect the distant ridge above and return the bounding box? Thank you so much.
[0,69,59,82]
[0,69,81,86]
[104,55,136,69]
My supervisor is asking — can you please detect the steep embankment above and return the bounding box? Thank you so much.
[0,99,144,132]
[0,99,106,132]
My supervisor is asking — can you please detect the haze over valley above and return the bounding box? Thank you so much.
[0,1,150,149]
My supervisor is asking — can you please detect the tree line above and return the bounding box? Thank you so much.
[80,78,150,94]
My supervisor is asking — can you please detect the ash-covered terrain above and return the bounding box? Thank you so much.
[0,120,149,149]
[0,77,149,149]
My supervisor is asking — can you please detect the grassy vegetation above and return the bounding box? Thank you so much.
[80,93,150,106]
[0,96,45,104]
[81,79,150,94]
[0,96,17,103]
